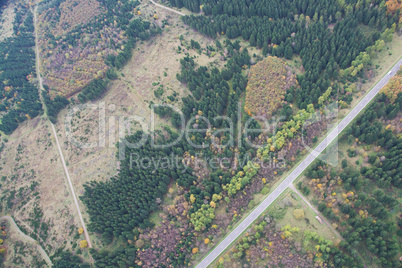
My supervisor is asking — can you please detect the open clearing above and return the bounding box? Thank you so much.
[0,118,83,258]
[267,190,337,243]
[0,0,16,41]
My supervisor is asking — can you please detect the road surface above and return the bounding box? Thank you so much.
[150,0,185,16]
[0,216,52,266]
[33,6,92,248]
[196,59,402,268]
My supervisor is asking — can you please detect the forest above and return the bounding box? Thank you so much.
[42,88,69,124]
[55,0,402,266]
[299,90,401,267]
[80,130,197,241]
[0,4,42,134]
[175,0,399,109]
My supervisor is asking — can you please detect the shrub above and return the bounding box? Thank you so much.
[260,187,270,195]
[293,209,305,220]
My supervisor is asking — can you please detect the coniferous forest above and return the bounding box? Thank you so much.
[0,4,42,134]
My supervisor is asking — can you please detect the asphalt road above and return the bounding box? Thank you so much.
[196,59,402,268]
[0,216,52,266]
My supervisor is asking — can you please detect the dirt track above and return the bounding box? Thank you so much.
[0,216,52,266]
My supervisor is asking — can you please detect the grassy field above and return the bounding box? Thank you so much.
[267,190,338,243]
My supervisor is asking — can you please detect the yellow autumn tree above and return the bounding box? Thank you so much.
[192,247,199,254]
[210,201,216,208]
[283,230,292,238]
[204,238,210,244]
[78,228,84,234]
[380,74,402,103]
[293,209,305,220]
[79,240,88,248]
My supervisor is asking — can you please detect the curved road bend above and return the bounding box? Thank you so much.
[33,6,92,248]
[0,216,52,266]
[196,60,402,268]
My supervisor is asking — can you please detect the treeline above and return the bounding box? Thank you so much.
[52,250,90,268]
[90,247,138,267]
[350,92,402,188]
[0,0,9,19]
[153,105,183,129]
[177,0,398,110]
[77,78,110,103]
[311,93,402,267]
[80,130,197,242]
[42,87,69,124]
[105,18,162,69]
[0,6,42,134]
[76,17,160,103]
[53,245,155,268]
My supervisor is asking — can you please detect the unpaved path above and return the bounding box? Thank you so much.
[289,184,344,240]
[150,0,185,16]
[0,216,52,266]
[32,5,92,248]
